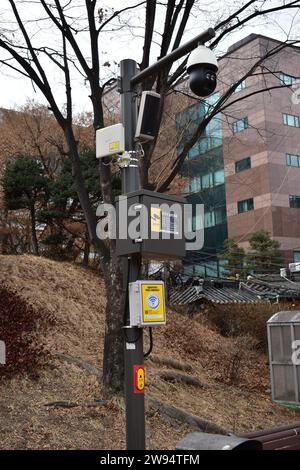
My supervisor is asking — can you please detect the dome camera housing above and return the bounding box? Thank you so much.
[186,45,218,97]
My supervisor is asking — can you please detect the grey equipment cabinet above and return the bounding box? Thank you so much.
[267,310,300,405]
[115,189,186,260]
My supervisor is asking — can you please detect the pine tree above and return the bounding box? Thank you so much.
[3,156,49,255]
[246,230,283,274]
[218,238,246,278]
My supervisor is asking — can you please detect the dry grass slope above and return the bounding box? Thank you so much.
[0,255,298,449]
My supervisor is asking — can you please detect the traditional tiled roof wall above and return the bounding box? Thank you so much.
[169,276,300,305]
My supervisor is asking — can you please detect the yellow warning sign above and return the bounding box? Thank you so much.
[150,207,161,233]
[141,283,165,324]
[109,141,120,152]
[137,367,145,391]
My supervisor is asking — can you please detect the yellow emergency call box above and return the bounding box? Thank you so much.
[129,280,166,327]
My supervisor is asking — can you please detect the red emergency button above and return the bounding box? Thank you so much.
[134,365,145,394]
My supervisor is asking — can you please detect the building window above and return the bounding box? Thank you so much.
[289,195,300,208]
[201,173,214,189]
[215,207,227,225]
[214,169,225,185]
[287,153,300,167]
[234,80,246,93]
[238,198,254,213]
[188,143,200,159]
[294,251,300,263]
[280,74,297,86]
[232,117,248,134]
[204,211,215,228]
[108,105,116,114]
[190,175,202,193]
[192,213,204,231]
[203,207,226,228]
[189,169,225,193]
[235,157,251,173]
[283,113,300,128]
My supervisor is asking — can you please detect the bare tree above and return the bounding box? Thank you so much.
[0,0,299,392]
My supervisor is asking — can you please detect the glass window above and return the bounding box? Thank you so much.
[195,264,206,276]
[289,195,300,208]
[235,157,251,173]
[201,173,213,189]
[294,251,300,263]
[286,153,300,167]
[198,137,209,155]
[108,105,116,115]
[219,260,229,277]
[233,117,248,134]
[190,170,225,192]
[204,211,215,228]
[215,207,227,225]
[280,74,296,86]
[234,80,246,93]
[214,169,225,185]
[192,213,204,231]
[176,96,222,157]
[188,143,200,159]
[204,92,220,109]
[283,114,300,127]
[238,198,254,213]
[186,104,198,122]
[190,176,202,193]
[205,261,218,277]
[203,208,226,228]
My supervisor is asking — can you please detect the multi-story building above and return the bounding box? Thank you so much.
[178,34,300,276]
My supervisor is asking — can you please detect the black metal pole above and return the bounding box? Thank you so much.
[120,59,145,450]
[118,28,216,450]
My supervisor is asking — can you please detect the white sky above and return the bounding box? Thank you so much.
[0,0,299,113]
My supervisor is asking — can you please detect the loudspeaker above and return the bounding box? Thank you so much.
[135,91,161,142]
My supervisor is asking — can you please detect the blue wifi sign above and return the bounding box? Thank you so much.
[147,294,160,309]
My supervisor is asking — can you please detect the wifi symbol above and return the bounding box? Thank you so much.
[147,294,159,309]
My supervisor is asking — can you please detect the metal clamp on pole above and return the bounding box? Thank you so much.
[117,151,139,169]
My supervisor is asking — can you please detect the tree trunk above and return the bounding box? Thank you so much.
[82,227,90,267]
[29,203,39,256]
[0,209,9,254]
[102,250,125,393]
[64,125,124,392]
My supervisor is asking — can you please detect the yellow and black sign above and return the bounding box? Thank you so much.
[129,280,166,327]
[134,365,145,394]
[150,207,161,233]
[141,283,165,324]
[108,141,120,153]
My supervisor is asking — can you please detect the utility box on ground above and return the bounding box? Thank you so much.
[267,310,300,406]
[115,189,186,260]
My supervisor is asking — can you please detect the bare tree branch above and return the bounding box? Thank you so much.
[98,1,147,33]
[140,0,157,71]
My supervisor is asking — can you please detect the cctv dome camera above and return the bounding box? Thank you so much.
[186,45,218,97]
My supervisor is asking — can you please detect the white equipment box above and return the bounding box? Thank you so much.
[96,123,125,159]
[129,280,166,327]
[289,262,300,273]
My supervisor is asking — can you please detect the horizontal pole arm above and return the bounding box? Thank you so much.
[131,27,216,87]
